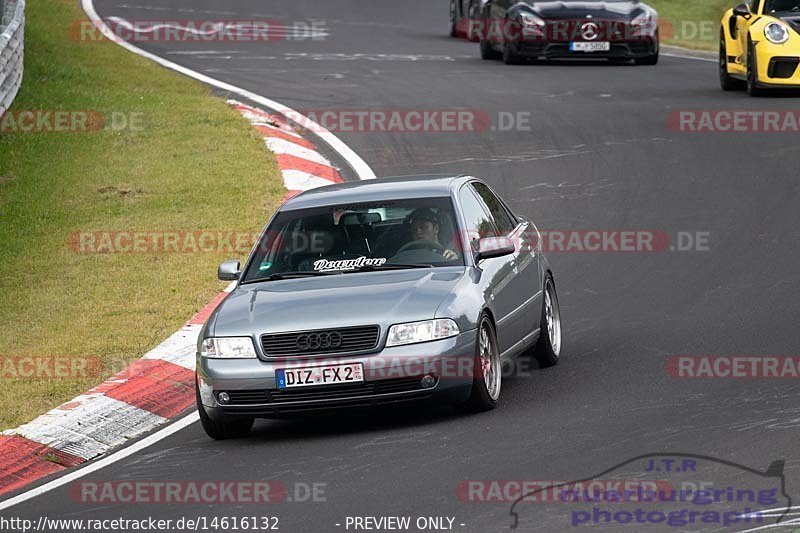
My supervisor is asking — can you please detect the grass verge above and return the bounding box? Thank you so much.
[649,0,733,51]
[0,0,285,429]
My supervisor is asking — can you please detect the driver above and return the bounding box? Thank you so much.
[408,209,459,260]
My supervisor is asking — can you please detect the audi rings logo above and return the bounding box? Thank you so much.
[581,22,600,41]
[296,331,344,351]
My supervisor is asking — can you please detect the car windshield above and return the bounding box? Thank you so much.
[241,197,465,283]
[765,0,800,13]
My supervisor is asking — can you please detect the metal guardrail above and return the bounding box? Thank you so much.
[0,0,25,116]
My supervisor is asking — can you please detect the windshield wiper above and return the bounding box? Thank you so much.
[246,271,342,283]
[352,263,435,272]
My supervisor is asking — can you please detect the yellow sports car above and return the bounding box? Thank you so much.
[720,0,800,95]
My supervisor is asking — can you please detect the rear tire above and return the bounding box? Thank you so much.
[720,32,745,91]
[464,315,501,412]
[196,382,254,440]
[532,274,562,368]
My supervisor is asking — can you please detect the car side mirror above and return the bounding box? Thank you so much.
[474,236,516,263]
[733,3,751,19]
[217,260,241,281]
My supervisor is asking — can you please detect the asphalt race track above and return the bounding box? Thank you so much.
[5,0,800,531]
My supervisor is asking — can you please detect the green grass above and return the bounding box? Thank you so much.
[0,0,285,429]
[649,0,734,50]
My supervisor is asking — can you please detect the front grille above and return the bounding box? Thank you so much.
[260,325,380,357]
[542,20,634,42]
[223,377,427,406]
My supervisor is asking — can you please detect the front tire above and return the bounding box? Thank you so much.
[720,32,745,91]
[464,315,501,412]
[747,41,766,97]
[196,382,254,440]
[480,37,501,60]
[503,41,523,65]
[532,274,562,368]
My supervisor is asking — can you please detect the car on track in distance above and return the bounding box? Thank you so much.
[450,0,483,40]
[476,0,659,65]
[720,0,800,95]
[195,175,563,439]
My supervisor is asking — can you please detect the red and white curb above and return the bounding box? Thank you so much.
[0,101,345,498]
[227,100,343,198]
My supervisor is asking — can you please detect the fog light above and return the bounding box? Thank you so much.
[420,375,436,389]
[217,391,230,404]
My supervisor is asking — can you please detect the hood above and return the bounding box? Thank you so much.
[208,268,466,338]
[777,14,800,34]
[524,1,642,20]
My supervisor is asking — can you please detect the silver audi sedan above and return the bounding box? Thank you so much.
[195,175,562,439]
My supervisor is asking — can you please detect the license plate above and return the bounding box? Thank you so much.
[276,363,364,389]
[570,41,611,52]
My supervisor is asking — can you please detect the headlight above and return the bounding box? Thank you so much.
[200,337,257,359]
[765,22,789,44]
[631,12,652,26]
[386,319,460,347]
[520,12,545,28]
[631,11,657,35]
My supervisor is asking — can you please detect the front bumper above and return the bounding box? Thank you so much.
[513,37,657,59]
[754,43,800,87]
[196,330,477,419]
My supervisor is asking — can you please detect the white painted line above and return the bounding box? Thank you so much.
[661,52,716,63]
[0,412,199,511]
[167,51,247,56]
[265,137,335,167]
[82,0,375,181]
[281,169,340,191]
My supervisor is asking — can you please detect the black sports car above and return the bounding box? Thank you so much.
[476,0,659,65]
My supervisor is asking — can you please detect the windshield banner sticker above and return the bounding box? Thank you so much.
[313,256,387,272]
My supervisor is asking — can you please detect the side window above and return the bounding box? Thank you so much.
[748,0,760,13]
[459,186,499,252]
[471,182,517,234]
